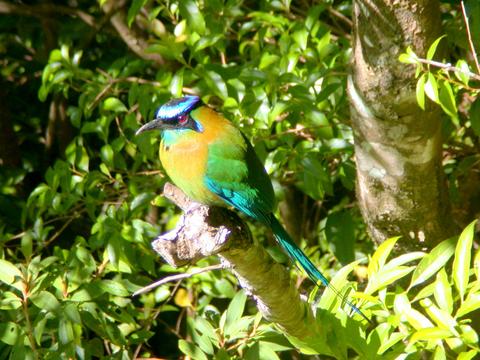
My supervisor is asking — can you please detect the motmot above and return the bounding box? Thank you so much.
[136,95,368,321]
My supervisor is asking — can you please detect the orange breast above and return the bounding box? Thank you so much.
[159,106,230,205]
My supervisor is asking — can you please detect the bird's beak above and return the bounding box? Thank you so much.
[135,118,164,136]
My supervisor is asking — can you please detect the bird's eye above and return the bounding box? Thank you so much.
[178,114,189,125]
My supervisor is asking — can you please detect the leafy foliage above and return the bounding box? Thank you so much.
[0,0,479,359]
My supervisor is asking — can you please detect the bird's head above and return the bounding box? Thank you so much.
[135,95,204,135]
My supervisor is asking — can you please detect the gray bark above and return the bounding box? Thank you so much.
[349,0,456,251]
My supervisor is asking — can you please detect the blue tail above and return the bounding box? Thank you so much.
[268,214,370,323]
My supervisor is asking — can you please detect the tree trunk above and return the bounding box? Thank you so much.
[348,0,456,251]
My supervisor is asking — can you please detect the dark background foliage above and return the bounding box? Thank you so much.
[0,0,479,359]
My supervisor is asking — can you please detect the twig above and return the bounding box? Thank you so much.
[89,81,114,111]
[132,279,183,359]
[132,264,224,296]
[135,170,164,176]
[328,7,353,28]
[461,1,480,74]
[101,0,165,66]
[21,280,39,360]
[416,57,480,82]
[43,214,78,248]
[0,1,96,29]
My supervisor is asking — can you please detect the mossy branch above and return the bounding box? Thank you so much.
[152,182,327,344]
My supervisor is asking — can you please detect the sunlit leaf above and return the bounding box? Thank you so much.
[424,72,439,103]
[454,60,471,85]
[420,298,458,336]
[0,322,20,346]
[367,237,399,278]
[103,97,128,113]
[179,0,206,34]
[433,269,453,314]
[426,35,446,60]
[409,237,456,289]
[224,290,247,337]
[30,291,60,312]
[0,260,23,291]
[456,293,480,318]
[438,80,457,119]
[453,220,477,301]
[179,339,208,360]
[410,327,452,343]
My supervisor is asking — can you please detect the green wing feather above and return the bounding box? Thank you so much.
[205,129,275,222]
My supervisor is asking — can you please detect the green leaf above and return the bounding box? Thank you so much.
[398,46,418,64]
[170,68,184,97]
[101,144,115,168]
[416,73,426,110]
[458,350,479,360]
[245,341,281,360]
[30,291,60,312]
[127,0,147,27]
[21,232,33,259]
[453,220,476,301]
[459,324,479,345]
[377,332,405,355]
[204,70,228,100]
[475,247,480,281]
[438,80,457,118]
[193,316,219,346]
[0,322,20,345]
[384,252,425,269]
[0,259,23,290]
[455,59,471,85]
[394,294,433,329]
[325,211,355,264]
[179,0,206,34]
[59,318,74,344]
[366,266,415,294]
[434,269,453,314]
[410,327,452,343]
[224,290,247,336]
[367,237,399,278]
[179,339,208,360]
[399,53,416,64]
[424,72,439,103]
[0,292,22,310]
[420,298,458,335]
[409,237,456,289]
[426,35,446,60]
[103,97,128,113]
[292,28,308,51]
[433,343,447,359]
[469,97,480,137]
[98,279,130,297]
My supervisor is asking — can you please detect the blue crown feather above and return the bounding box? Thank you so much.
[155,95,201,120]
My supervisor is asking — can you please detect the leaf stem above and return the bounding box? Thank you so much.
[461,1,480,74]
[416,57,480,82]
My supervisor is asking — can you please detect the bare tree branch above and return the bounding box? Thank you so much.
[0,1,96,28]
[101,0,166,66]
[0,1,167,66]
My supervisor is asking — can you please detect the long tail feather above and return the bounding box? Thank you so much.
[268,214,370,323]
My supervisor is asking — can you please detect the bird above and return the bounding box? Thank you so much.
[136,95,369,322]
